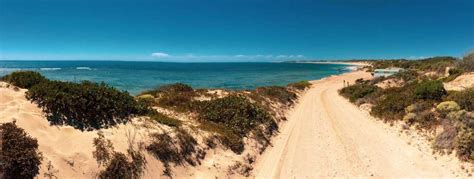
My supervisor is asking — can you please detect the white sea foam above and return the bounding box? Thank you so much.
[345,66,358,71]
[76,67,92,70]
[40,68,62,71]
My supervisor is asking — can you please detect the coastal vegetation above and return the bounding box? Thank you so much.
[254,86,297,105]
[339,81,380,102]
[340,55,474,162]
[146,129,202,176]
[1,71,46,89]
[288,81,312,90]
[1,71,152,130]
[198,95,278,153]
[1,70,309,177]
[0,122,43,179]
[92,132,147,179]
[26,80,150,130]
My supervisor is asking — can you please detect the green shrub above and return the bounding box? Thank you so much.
[405,102,431,114]
[1,71,47,89]
[370,57,456,73]
[27,80,148,130]
[136,95,156,106]
[146,130,198,176]
[448,88,474,111]
[447,110,467,121]
[198,95,277,136]
[148,112,182,127]
[0,122,43,179]
[98,150,146,179]
[454,126,474,161]
[394,70,419,82]
[146,133,180,165]
[403,113,417,122]
[288,81,311,90]
[255,86,297,105]
[460,52,474,72]
[371,92,412,120]
[198,122,244,154]
[444,68,464,82]
[434,125,457,152]
[340,84,379,102]
[99,153,132,179]
[92,132,115,166]
[436,101,461,114]
[93,133,146,179]
[413,110,438,129]
[143,83,197,112]
[175,129,198,165]
[414,80,446,101]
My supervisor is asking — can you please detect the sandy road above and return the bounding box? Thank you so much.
[253,71,460,178]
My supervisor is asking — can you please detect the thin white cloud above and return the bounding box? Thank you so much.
[406,56,427,60]
[148,52,305,62]
[151,52,170,58]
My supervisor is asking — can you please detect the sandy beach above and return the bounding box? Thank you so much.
[295,61,370,66]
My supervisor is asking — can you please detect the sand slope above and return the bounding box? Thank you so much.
[254,71,469,178]
[444,72,474,91]
[0,82,262,178]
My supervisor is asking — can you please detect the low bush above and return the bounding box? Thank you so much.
[27,80,148,130]
[199,122,244,154]
[413,110,438,129]
[393,70,419,82]
[1,71,47,89]
[255,86,297,105]
[98,151,146,179]
[175,129,198,165]
[371,91,413,120]
[460,52,474,72]
[198,95,277,136]
[444,68,464,82]
[142,83,197,112]
[447,88,474,111]
[148,112,182,128]
[340,83,379,102]
[414,80,446,101]
[0,122,43,179]
[454,125,474,161]
[146,130,199,176]
[405,102,432,114]
[434,125,457,153]
[436,101,461,114]
[92,132,115,166]
[370,57,456,73]
[93,133,146,179]
[146,133,180,166]
[288,81,311,90]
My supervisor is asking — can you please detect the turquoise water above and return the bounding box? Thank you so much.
[0,61,352,95]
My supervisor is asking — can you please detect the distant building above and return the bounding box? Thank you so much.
[373,67,404,78]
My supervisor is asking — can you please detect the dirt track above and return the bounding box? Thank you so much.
[253,71,463,178]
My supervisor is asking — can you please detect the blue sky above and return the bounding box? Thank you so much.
[0,0,473,62]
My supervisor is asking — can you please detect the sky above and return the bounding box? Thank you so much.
[0,0,473,62]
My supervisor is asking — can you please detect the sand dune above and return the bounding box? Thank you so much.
[1,70,471,178]
[253,71,470,178]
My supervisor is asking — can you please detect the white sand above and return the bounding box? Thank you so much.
[444,72,474,91]
[253,71,471,178]
[0,82,259,178]
[1,70,471,178]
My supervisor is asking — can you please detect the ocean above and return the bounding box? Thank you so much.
[0,61,353,95]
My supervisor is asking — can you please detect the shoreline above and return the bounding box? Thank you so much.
[292,61,370,66]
